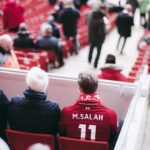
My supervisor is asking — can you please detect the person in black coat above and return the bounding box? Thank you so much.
[116,4,134,54]
[59,0,80,54]
[7,67,60,135]
[87,2,106,68]
[0,90,9,141]
[14,23,34,49]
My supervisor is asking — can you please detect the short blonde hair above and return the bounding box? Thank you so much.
[26,67,49,93]
[0,34,13,51]
[28,143,50,150]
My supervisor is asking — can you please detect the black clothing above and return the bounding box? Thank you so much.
[116,12,134,38]
[0,90,9,141]
[7,88,60,135]
[59,7,80,37]
[14,32,34,48]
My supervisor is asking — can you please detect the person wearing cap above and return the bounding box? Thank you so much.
[0,34,19,69]
[7,67,60,135]
[14,23,35,49]
[98,54,128,82]
[116,4,134,54]
[36,24,64,68]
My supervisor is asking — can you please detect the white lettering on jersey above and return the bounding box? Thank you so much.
[72,113,103,121]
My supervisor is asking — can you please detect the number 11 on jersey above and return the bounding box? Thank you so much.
[78,124,96,140]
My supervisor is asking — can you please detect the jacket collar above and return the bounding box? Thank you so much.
[24,88,47,101]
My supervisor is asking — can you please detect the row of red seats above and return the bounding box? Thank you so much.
[14,49,57,71]
[128,30,150,82]
[6,129,108,150]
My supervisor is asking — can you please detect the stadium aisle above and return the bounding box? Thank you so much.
[49,10,144,78]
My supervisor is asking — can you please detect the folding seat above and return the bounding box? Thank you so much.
[17,57,40,70]
[6,129,55,150]
[58,136,109,150]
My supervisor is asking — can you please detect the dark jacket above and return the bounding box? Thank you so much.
[87,10,106,46]
[36,35,61,54]
[14,32,35,48]
[0,90,9,141]
[7,88,60,135]
[116,11,134,38]
[59,7,80,37]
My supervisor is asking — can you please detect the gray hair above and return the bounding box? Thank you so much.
[26,67,49,93]
[28,143,50,150]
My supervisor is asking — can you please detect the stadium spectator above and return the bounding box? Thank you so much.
[7,67,60,135]
[2,0,24,32]
[28,143,50,150]
[116,4,134,54]
[0,90,9,141]
[59,0,80,54]
[14,23,35,49]
[87,1,106,68]
[126,0,139,16]
[0,138,10,150]
[59,72,118,150]
[0,34,19,69]
[46,15,60,38]
[36,24,64,68]
[138,0,149,27]
[98,54,128,82]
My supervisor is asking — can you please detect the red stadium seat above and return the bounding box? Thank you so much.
[58,136,109,150]
[6,129,55,150]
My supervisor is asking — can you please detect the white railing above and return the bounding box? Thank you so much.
[114,65,150,150]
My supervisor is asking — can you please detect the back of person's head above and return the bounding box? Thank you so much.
[26,67,49,93]
[0,34,13,52]
[0,138,10,150]
[105,54,116,64]
[125,4,132,13]
[87,0,101,9]
[48,15,54,23]
[41,24,53,37]
[19,22,27,32]
[63,0,73,8]
[28,143,50,150]
[78,72,98,94]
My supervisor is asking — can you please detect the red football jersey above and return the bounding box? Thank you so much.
[59,94,118,142]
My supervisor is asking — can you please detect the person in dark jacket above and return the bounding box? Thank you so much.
[2,0,24,32]
[59,0,80,54]
[0,90,9,141]
[98,54,128,82]
[36,24,64,68]
[7,67,61,135]
[14,23,35,49]
[87,2,106,68]
[116,4,134,54]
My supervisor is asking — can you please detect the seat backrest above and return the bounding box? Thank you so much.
[6,129,55,150]
[58,136,109,150]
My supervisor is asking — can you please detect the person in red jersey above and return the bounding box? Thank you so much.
[59,72,118,149]
[98,54,128,82]
[2,0,24,32]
